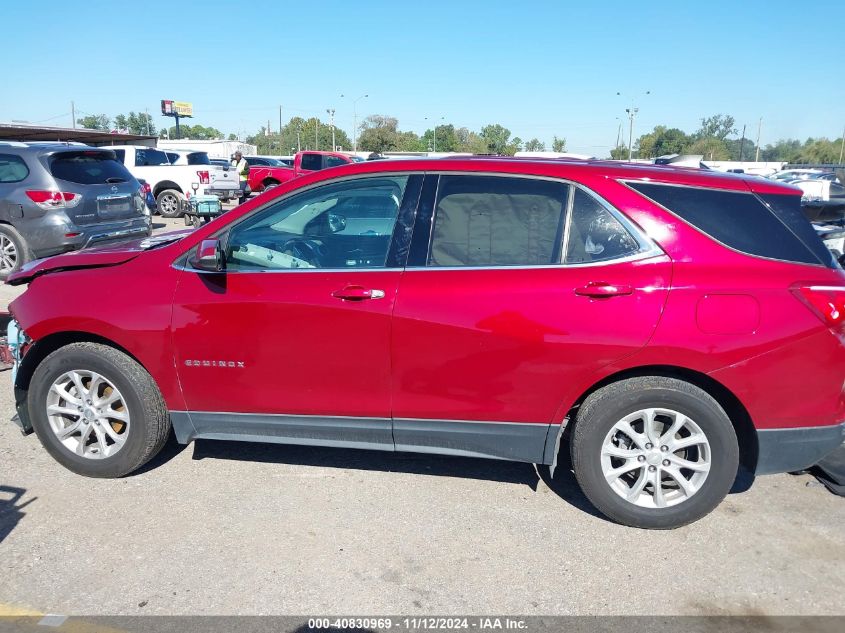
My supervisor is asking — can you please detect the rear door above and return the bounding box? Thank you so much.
[390,174,672,463]
[48,150,144,225]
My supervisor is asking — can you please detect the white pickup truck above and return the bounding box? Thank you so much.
[108,145,240,217]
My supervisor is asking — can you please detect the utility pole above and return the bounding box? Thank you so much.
[755,117,762,162]
[71,101,76,128]
[341,94,368,153]
[626,108,638,161]
[326,109,336,150]
[279,105,283,154]
[839,124,845,165]
[615,118,622,156]
[145,108,151,135]
[296,126,301,153]
[617,91,649,161]
[315,119,319,151]
[739,124,747,162]
[425,116,444,153]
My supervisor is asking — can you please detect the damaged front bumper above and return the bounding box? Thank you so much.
[6,318,33,435]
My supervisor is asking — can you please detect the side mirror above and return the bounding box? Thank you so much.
[189,239,225,272]
[328,213,347,233]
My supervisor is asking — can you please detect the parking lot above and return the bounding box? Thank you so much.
[0,210,844,616]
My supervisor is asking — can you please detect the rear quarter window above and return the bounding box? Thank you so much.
[50,152,136,185]
[0,154,29,183]
[628,182,833,267]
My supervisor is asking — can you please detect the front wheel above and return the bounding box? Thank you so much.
[570,376,739,529]
[28,343,171,477]
[156,189,184,218]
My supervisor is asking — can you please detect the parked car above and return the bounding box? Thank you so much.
[137,178,157,214]
[108,145,239,217]
[6,158,845,529]
[770,168,825,182]
[0,142,150,278]
[245,150,360,193]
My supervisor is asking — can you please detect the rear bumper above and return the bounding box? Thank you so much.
[33,217,152,257]
[756,422,845,475]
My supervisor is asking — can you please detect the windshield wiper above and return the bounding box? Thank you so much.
[106,177,127,183]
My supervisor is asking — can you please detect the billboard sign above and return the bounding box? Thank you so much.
[160,100,193,117]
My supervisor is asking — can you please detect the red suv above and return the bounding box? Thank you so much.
[7,158,845,529]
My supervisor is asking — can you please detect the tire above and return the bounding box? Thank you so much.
[156,189,184,218]
[0,223,32,280]
[263,180,279,191]
[28,342,170,478]
[570,376,739,529]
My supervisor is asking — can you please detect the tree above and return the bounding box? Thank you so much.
[610,145,628,160]
[77,114,110,130]
[357,115,401,153]
[687,137,730,160]
[724,137,757,162]
[523,138,545,152]
[126,112,156,136]
[695,115,737,141]
[113,114,128,132]
[552,136,567,152]
[480,124,521,155]
[163,124,223,140]
[455,127,488,154]
[227,133,237,141]
[248,116,352,155]
[421,124,458,152]
[636,126,690,158]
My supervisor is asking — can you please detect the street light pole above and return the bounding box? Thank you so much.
[326,108,336,150]
[341,93,368,152]
[425,116,444,153]
[617,90,650,161]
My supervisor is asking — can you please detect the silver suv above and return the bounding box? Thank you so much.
[0,142,152,278]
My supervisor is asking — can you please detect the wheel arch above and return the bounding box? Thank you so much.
[557,365,758,472]
[153,181,183,198]
[13,330,151,433]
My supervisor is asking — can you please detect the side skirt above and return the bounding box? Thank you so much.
[170,411,554,464]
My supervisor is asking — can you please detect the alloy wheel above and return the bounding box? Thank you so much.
[45,370,131,459]
[0,234,18,273]
[600,408,711,508]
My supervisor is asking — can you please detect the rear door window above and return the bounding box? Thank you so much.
[0,154,29,183]
[427,175,568,267]
[186,153,210,165]
[326,155,348,168]
[50,152,136,185]
[135,148,170,166]
[629,182,832,267]
[299,153,322,171]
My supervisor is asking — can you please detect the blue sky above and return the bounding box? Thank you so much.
[2,0,843,155]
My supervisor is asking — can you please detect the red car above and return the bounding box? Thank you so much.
[7,158,845,528]
[246,151,360,193]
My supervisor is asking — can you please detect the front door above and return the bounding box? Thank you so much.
[390,175,671,463]
[171,173,421,449]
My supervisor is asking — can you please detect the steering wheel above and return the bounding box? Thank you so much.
[280,238,323,267]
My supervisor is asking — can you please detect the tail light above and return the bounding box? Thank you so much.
[26,190,82,210]
[196,170,210,185]
[792,284,845,332]
[140,182,151,195]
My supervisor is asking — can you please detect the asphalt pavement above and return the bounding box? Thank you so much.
[0,214,843,617]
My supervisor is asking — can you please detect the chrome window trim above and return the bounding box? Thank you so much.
[411,171,662,271]
[176,171,419,275]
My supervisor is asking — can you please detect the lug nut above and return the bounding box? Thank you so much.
[648,465,657,472]
[637,455,646,462]
[645,443,653,450]
[662,459,670,467]
[660,445,668,452]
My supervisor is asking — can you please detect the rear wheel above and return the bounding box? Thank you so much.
[156,189,184,218]
[263,179,280,191]
[28,343,170,478]
[0,224,31,279]
[570,376,739,529]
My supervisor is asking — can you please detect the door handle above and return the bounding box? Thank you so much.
[574,282,634,298]
[332,285,386,301]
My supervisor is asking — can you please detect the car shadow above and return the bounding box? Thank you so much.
[190,438,610,522]
[151,222,169,230]
[0,485,36,543]
[132,432,191,475]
